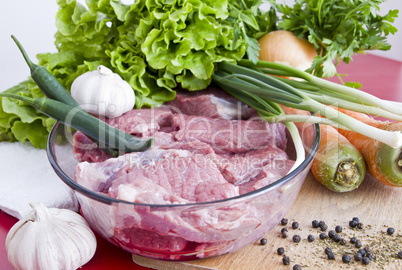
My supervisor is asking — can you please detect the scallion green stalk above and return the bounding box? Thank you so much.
[213,61,402,148]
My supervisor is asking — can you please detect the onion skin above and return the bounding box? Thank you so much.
[258,30,317,71]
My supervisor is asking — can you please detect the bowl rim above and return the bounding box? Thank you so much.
[47,121,320,208]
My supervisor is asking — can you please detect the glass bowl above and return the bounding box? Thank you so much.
[47,121,319,261]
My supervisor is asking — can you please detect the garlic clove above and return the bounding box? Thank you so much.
[71,65,135,118]
[6,202,97,270]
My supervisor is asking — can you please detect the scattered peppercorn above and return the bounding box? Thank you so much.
[319,220,326,227]
[350,236,358,244]
[328,230,336,238]
[364,246,371,253]
[281,227,288,233]
[355,240,363,248]
[349,220,358,228]
[293,264,302,270]
[335,225,343,233]
[319,233,328,240]
[312,220,319,228]
[357,222,364,229]
[354,253,363,262]
[333,234,341,243]
[277,247,285,255]
[352,217,360,223]
[357,249,366,257]
[283,256,290,265]
[307,234,315,242]
[281,231,288,238]
[340,238,347,245]
[327,251,335,260]
[387,227,395,235]
[324,247,332,255]
[342,254,351,263]
[260,238,267,245]
[397,251,402,259]
[362,257,371,265]
[293,235,301,243]
[281,218,288,226]
[320,224,328,231]
[292,221,299,229]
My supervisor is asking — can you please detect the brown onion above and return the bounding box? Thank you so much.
[258,30,317,71]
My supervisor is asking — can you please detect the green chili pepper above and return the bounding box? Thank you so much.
[11,35,80,108]
[0,93,153,153]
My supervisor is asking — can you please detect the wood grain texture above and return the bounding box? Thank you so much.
[133,172,402,269]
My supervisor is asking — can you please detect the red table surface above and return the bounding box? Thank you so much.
[1,53,401,270]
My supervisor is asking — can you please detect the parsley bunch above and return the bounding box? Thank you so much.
[276,0,399,78]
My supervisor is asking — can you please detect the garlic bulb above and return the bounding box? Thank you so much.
[71,65,135,118]
[6,202,97,270]
[258,30,317,71]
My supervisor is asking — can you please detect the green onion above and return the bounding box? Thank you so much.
[213,61,402,148]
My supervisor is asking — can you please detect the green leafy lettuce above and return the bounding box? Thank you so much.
[1,0,277,148]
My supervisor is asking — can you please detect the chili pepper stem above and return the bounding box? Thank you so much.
[0,93,38,108]
[11,35,35,71]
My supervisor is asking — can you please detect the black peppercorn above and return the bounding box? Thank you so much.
[325,247,332,255]
[340,238,347,245]
[342,254,351,263]
[328,230,336,238]
[364,246,371,253]
[319,233,328,240]
[355,240,362,248]
[281,231,288,238]
[362,257,371,265]
[292,221,299,229]
[327,251,335,260]
[387,227,395,235]
[333,234,341,242]
[354,253,363,262]
[281,227,288,233]
[357,222,364,229]
[319,220,326,227]
[277,247,285,255]
[282,256,290,265]
[352,217,360,223]
[350,236,358,244]
[320,224,328,231]
[260,238,267,245]
[281,218,288,226]
[335,225,343,233]
[357,249,366,256]
[307,234,315,242]
[293,234,301,243]
[293,264,302,270]
[397,251,402,259]
[312,220,320,228]
[349,220,358,228]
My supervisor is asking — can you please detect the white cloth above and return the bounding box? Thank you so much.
[0,142,78,220]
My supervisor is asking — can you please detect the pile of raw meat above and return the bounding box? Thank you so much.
[73,87,295,259]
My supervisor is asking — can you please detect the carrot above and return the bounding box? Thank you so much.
[281,106,366,192]
[336,108,402,187]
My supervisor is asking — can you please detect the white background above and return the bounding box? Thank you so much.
[0,0,401,91]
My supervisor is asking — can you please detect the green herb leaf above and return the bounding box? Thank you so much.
[277,0,399,78]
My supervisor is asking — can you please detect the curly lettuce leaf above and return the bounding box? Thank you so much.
[1,0,277,147]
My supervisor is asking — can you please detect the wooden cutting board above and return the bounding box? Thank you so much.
[133,172,402,269]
